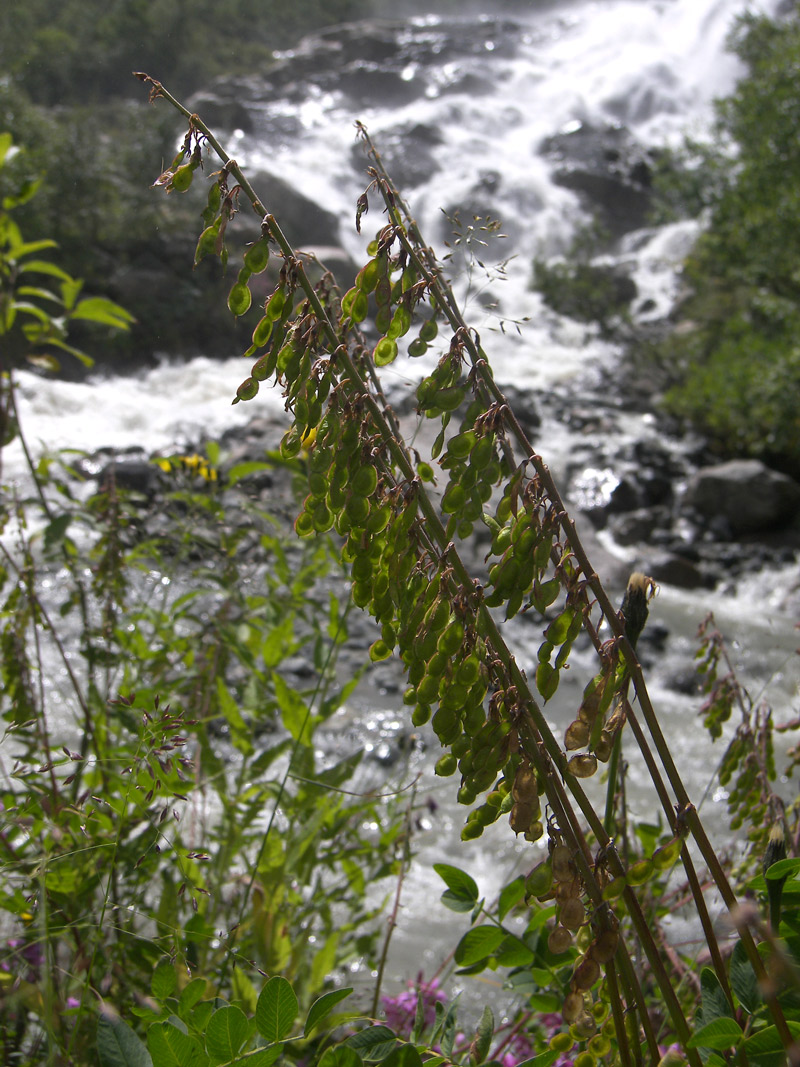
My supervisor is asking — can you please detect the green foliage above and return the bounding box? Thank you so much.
[0,131,133,371]
[656,8,800,472]
[0,434,407,1063]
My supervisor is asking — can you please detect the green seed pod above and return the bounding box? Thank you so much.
[461,820,484,841]
[243,238,270,274]
[426,651,450,678]
[351,289,369,323]
[345,494,370,525]
[416,673,440,705]
[351,465,378,496]
[652,836,682,870]
[549,1032,574,1054]
[266,288,286,321]
[601,877,626,902]
[171,162,194,192]
[280,428,303,459]
[457,783,477,805]
[419,317,438,342]
[455,655,481,687]
[374,337,399,366]
[234,376,259,403]
[252,315,274,349]
[387,305,412,340]
[437,618,465,656]
[588,1035,611,1058]
[441,483,467,514]
[447,431,477,460]
[411,704,431,726]
[567,754,598,779]
[435,753,458,777]
[434,385,466,412]
[294,511,315,537]
[228,282,252,317]
[532,576,561,612]
[312,502,334,533]
[470,433,495,470]
[408,338,428,357]
[525,860,553,899]
[626,858,654,886]
[369,639,392,662]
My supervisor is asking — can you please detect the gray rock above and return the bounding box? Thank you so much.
[682,460,800,536]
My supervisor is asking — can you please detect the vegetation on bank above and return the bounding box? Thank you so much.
[532,7,800,475]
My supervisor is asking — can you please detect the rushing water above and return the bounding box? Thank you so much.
[5,0,799,997]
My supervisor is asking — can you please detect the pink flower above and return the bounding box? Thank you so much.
[382,974,447,1034]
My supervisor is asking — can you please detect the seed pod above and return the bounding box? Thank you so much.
[435,753,457,777]
[601,876,626,902]
[567,754,598,779]
[551,844,576,884]
[560,897,585,931]
[369,639,392,662]
[547,925,573,956]
[525,821,545,842]
[562,991,584,1022]
[351,465,378,496]
[234,376,259,403]
[565,719,590,751]
[571,1014,597,1041]
[411,704,431,726]
[387,305,412,339]
[243,237,270,274]
[441,483,467,514]
[374,337,398,366]
[593,731,614,763]
[509,802,533,835]
[437,618,465,656]
[408,338,428,357]
[512,762,538,805]
[572,955,601,991]
[228,282,252,317]
[589,928,619,964]
[419,317,438,342]
[170,162,194,192]
[434,385,466,411]
[652,836,682,870]
[626,858,654,886]
[461,820,483,841]
[554,876,581,905]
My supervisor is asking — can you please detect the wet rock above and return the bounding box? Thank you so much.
[541,122,655,240]
[244,170,341,248]
[640,551,713,590]
[609,507,668,546]
[351,121,443,189]
[682,460,800,536]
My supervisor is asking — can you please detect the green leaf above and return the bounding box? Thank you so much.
[454,926,506,967]
[147,1021,208,1067]
[205,1005,249,1063]
[272,673,313,745]
[71,296,135,330]
[17,259,73,281]
[345,1025,398,1061]
[178,979,207,1015]
[433,863,479,911]
[497,876,526,922]
[304,988,354,1036]
[687,1017,743,1050]
[744,1020,800,1066]
[470,1005,494,1066]
[493,935,534,968]
[97,1012,153,1067]
[43,513,71,553]
[730,939,760,1015]
[151,959,177,1000]
[255,976,298,1042]
[766,857,800,879]
[380,1045,424,1067]
[318,1046,364,1067]
[512,1054,559,1067]
[226,461,274,486]
[699,967,734,1022]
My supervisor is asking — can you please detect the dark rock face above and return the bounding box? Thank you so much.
[682,460,800,536]
[540,122,656,240]
[244,170,341,249]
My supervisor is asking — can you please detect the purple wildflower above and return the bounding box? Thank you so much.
[382,974,447,1035]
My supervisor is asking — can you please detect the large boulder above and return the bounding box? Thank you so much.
[682,459,800,536]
